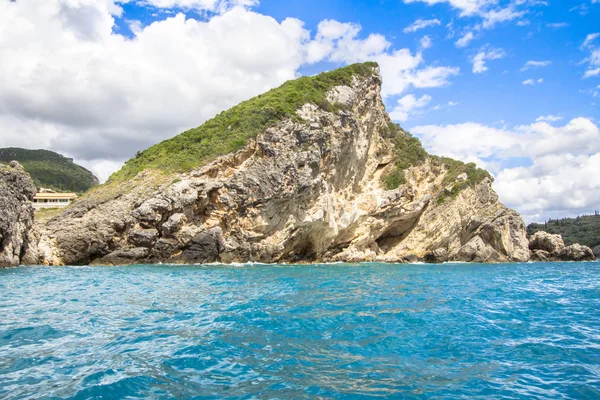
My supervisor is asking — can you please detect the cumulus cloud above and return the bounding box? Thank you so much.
[471,46,506,73]
[455,31,475,48]
[389,94,432,122]
[0,0,460,181]
[420,35,433,49]
[411,118,600,222]
[520,60,551,71]
[403,18,441,33]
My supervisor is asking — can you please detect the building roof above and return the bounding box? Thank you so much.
[33,192,77,200]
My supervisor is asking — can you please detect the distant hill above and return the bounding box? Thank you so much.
[527,213,600,249]
[0,148,99,193]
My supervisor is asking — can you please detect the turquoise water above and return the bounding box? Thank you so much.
[1,263,599,399]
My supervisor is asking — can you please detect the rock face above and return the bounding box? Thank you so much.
[594,245,600,259]
[0,161,38,267]
[36,66,531,266]
[529,231,595,261]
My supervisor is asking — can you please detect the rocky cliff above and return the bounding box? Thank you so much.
[0,161,38,267]
[35,63,532,265]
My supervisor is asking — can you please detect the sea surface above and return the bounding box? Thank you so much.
[1,262,599,399]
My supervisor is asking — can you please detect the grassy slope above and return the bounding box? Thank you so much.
[103,61,490,204]
[110,62,379,181]
[381,123,491,201]
[0,148,98,193]
[528,215,600,248]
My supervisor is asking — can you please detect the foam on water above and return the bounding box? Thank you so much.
[1,262,599,399]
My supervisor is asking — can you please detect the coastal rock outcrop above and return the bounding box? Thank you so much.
[35,64,532,265]
[0,161,38,266]
[529,231,595,261]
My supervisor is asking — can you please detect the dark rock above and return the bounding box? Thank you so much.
[530,249,551,262]
[180,227,223,263]
[95,247,150,266]
[402,254,420,263]
[424,248,448,263]
[128,228,159,247]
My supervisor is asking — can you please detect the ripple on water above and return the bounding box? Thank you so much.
[0,262,599,399]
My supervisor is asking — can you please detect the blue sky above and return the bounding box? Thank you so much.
[115,0,600,127]
[0,0,599,222]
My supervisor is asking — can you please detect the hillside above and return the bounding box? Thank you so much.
[33,62,532,266]
[0,148,99,193]
[528,213,600,248]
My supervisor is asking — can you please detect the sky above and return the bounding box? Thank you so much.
[0,0,599,223]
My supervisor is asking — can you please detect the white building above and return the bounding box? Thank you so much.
[33,192,77,209]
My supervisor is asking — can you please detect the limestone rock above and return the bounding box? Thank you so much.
[593,245,600,259]
[455,236,503,263]
[33,66,533,266]
[529,231,565,254]
[559,244,595,262]
[528,231,594,262]
[0,162,38,267]
[424,248,448,263]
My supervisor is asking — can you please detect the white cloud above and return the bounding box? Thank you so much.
[536,115,563,122]
[0,0,460,181]
[404,0,527,29]
[582,33,600,78]
[583,33,600,48]
[520,60,551,71]
[139,0,259,12]
[403,0,498,17]
[523,78,543,85]
[471,46,506,73]
[411,118,600,222]
[389,94,432,122]
[403,18,441,33]
[546,22,569,28]
[455,31,475,48]
[480,6,525,29]
[420,35,433,49]
[584,68,600,78]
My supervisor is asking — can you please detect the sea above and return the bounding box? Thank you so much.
[0,262,599,399]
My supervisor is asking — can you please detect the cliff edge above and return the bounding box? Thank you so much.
[35,63,532,265]
[0,161,38,266]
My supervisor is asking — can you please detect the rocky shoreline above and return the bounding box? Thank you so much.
[0,65,596,266]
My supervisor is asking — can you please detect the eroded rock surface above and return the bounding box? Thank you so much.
[0,161,38,266]
[36,68,532,265]
[529,231,595,261]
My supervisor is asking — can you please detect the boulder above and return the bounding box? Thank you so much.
[559,244,595,262]
[455,236,503,263]
[529,231,565,254]
[128,228,159,248]
[593,245,600,259]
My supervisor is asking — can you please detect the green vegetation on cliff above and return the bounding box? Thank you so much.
[381,123,491,198]
[0,148,98,193]
[527,213,600,248]
[110,62,379,181]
